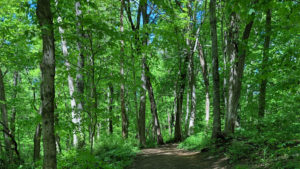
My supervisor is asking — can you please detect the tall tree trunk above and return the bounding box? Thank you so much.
[32,83,41,162]
[258,9,271,118]
[225,12,240,135]
[33,122,42,162]
[87,32,97,153]
[144,60,164,145]
[75,1,85,147]
[209,0,222,139]
[36,0,57,168]
[108,83,114,134]
[174,54,189,142]
[188,53,196,136]
[198,43,210,126]
[138,57,146,147]
[184,89,190,136]
[120,0,128,138]
[225,11,255,135]
[220,0,228,120]
[56,0,79,147]
[0,69,11,159]
[10,72,18,138]
[131,43,139,137]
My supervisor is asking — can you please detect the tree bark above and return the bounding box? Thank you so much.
[198,43,210,126]
[188,52,196,136]
[174,53,189,142]
[75,1,85,147]
[144,59,164,145]
[56,0,79,147]
[0,69,11,158]
[258,9,271,118]
[138,57,146,147]
[108,83,114,134]
[36,0,57,168]
[209,0,222,139]
[10,72,18,138]
[184,89,190,136]
[225,11,255,135]
[33,122,42,162]
[120,0,128,138]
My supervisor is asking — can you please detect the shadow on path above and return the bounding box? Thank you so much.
[127,144,229,169]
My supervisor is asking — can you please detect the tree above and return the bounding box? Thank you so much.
[224,4,255,135]
[120,0,128,138]
[209,0,221,139]
[258,9,271,118]
[0,69,11,159]
[36,0,57,168]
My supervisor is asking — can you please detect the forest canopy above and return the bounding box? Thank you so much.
[0,0,299,168]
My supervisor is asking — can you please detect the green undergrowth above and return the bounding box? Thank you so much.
[178,132,210,151]
[226,112,300,168]
[177,112,300,168]
[57,135,139,169]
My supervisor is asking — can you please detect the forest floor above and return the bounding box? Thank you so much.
[126,144,230,169]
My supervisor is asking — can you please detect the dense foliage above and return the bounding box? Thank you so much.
[0,0,299,168]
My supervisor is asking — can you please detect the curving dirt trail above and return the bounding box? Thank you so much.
[127,144,230,169]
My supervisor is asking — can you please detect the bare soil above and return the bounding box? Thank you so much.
[126,144,230,169]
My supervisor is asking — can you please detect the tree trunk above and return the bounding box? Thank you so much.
[174,54,189,142]
[36,0,57,168]
[209,0,222,139]
[198,43,210,126]
[10,72,18,138]
[33,122,42,162]
[258,9,271,118]
[144,59,164,145]
[225,11,255,135]
[120,0,128,138]
[87,33,97,153]
[56,0,79,147]
[108,83,114,134]
[75,1,85,147]
[138,57,146,147]
[188,52,196,136]
[0,69,11,158]
[32,86,41,162]
[184,90,190,136]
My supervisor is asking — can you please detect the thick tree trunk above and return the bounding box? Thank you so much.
[36,0,57,168]
[120,0,128,138]
[144,59,164,145]
[225,12,240,135]
[209,0,222,139]
[258,9,271,118]
[0,69,11,158]
[198,43,210,126]
[225,11,255,135]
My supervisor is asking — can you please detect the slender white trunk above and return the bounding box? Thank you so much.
[56,0,79,146]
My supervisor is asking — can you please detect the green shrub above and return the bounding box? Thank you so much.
[58,135,139,169]
[178,132,210,150]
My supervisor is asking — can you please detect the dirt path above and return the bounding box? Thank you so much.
[127,144,230,169]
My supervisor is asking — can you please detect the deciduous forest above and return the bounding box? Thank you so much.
[0,0,299,168]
